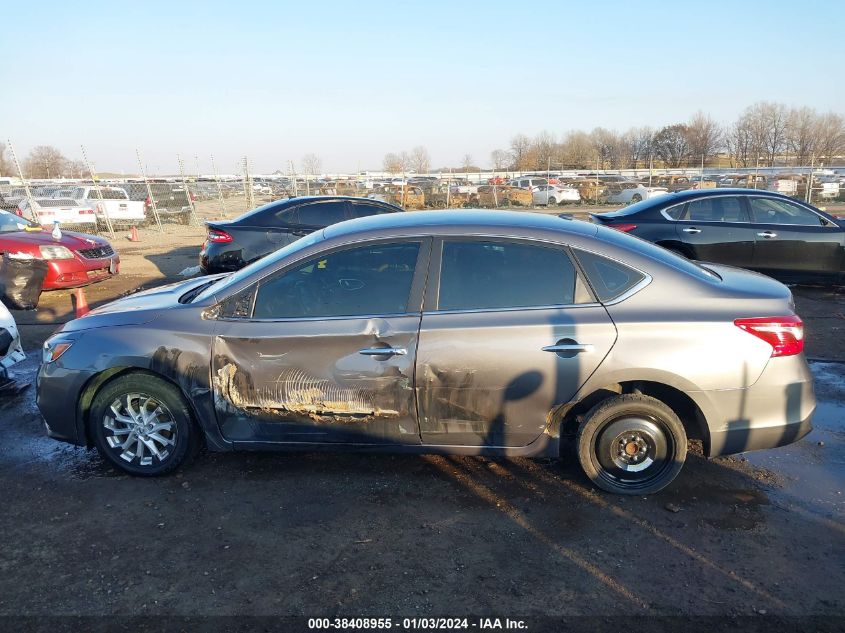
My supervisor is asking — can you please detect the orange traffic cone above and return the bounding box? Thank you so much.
[128,226,140,242]
[73,287,90,318]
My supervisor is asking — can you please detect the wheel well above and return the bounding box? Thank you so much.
[557,380,709,454]
[77,367,202,448]
[655,240,692,258]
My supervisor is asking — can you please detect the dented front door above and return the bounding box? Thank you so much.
[211,239,428,445]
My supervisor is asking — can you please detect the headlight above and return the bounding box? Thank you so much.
[39,245,74,260]
[42,339,73,363]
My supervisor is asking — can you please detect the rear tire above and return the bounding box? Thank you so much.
[90,373,199,476]
[576,394,687,495]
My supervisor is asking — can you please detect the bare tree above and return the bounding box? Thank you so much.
[530,131,556,171]
[725,117,753,167]
[815,112,845,164]
[685,112,723,163]
[785,107,818,165]
[652,125,691,168]
[0,142,11,176]
[301,153,322,176]
[65,159,87,179]
[621,127,654,169]
[490,149,509,171]
[409,146,430,174]
[509,134,531,171]
[462,154,474,173]
[558,131,597,169]
[24,145,67,179]
[383,152,403,173]
[590,128,624,169]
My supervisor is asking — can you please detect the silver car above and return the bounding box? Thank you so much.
[37,211,815,494]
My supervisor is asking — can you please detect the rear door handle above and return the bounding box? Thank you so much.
[682,227,701,234]
[757,231,777,238]
[358,347,407,357]
[541,344,594,353]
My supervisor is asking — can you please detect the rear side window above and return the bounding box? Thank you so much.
[349,202,394,219]
[438,240,576,311]
[685,197,747,222]
[291,201,348,227]
[574,249,645,302]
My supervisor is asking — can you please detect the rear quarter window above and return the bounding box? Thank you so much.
[573,249,645,302]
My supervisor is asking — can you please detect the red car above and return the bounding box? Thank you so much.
[0,209,119,290]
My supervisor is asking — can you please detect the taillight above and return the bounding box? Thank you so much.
[81,209,95,214]
[207,228,233,243]
[610,223,637,233]
[734,316,804,357]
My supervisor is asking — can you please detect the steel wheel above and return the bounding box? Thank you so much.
[91,373,198,476]
[576,394,687,495]
[593,416,674,490]
[103,393,177,467]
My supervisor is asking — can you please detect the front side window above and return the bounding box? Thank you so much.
[438,240,576,311]
[253,241,420,319]
[749,197,823,226]
[685,197,747,223]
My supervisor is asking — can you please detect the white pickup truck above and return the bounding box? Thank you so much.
[70,186,146,226]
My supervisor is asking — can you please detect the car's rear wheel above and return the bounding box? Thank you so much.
[90,373,198,476]
[576,394,686,495]
[548,197,557,206]
[631,194,642,203]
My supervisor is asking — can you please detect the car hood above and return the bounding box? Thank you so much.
[60,274,228,332]
[0,229,111,250]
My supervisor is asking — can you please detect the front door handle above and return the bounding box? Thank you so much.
[541,344,594,354]
[358,347,407,357]
[757,231,778,238]
[682,227,702,234]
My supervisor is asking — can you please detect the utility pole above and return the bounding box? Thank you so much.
[136,149,163,231]
[81,144,115,238]
[211,154,227,217]
[177,154,198,225]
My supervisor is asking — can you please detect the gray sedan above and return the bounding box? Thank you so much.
[37,210,815,494]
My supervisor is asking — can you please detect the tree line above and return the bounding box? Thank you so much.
[486,102,845,173]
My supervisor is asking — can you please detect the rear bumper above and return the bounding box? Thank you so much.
[696,355,816,457]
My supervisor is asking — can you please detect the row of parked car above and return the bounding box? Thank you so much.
[0,182,195,230]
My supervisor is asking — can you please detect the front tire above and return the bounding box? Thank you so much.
[90,373,199,476]
[576,394,687,495]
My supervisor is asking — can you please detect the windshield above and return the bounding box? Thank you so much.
[0,209,39,233]
[194,230,324,302]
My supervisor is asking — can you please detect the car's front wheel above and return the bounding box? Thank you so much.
[576,394,687,495]
[90,373,198,476]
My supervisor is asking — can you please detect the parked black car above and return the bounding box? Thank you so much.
[200,196,403,273]
[589,189,845,283]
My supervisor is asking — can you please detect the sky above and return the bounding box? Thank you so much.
[2,0,843,175]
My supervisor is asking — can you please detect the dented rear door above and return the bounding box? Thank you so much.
[211,238,430,446]
[416,238,617,448]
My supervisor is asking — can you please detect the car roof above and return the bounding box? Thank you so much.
[323,209,597,240]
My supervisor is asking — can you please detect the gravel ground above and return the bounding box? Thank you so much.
[1,206,843,626]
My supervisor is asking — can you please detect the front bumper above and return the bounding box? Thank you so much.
[37,360,94,446]
[0,326,25,370]
[43,255,120,290]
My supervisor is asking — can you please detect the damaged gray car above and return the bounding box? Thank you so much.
[37,210,815,494]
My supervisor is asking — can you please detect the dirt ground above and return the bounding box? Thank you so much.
[1,204,844,626]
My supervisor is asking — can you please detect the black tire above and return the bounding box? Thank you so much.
[576,394,687,495]
[630,194,642,203]
[548,197,557,206]
[90,373,199,476]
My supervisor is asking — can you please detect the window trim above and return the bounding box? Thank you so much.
[423,236,596,314]
[221,236,432,322]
